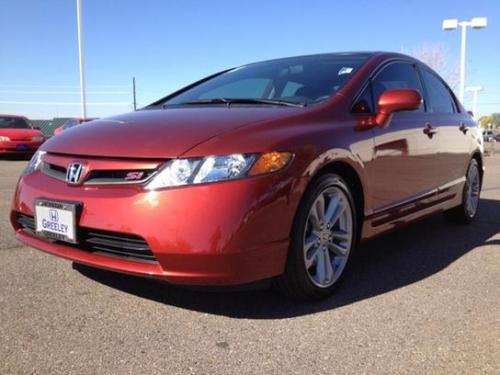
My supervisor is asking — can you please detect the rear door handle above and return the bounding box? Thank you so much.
[423,123,438,138]
[459,123,469,134]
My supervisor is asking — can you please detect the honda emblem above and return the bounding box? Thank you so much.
[66,162,85,185]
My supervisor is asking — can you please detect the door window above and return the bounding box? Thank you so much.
[352,62,424,114]
[372,63,424,112]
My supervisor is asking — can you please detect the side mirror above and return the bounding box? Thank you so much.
[33,126,41,130]
[376,89,422,128]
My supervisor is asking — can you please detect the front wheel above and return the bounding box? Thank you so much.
[444,158,481,224]
[278,174,357,299]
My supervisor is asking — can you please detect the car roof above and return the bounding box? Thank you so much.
[241,51,419,67]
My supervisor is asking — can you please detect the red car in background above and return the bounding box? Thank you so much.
[11,52,483,299]
[0,115,45,155]
[53,118,97,136]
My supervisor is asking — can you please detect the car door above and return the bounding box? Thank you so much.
[418,67,473,193]
[362,62,442,218]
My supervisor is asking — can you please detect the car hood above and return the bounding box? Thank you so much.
[0,128,43,140]
[42,107,300,158]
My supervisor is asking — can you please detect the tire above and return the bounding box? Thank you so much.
[277,173,358,300]
[444,158,481,224]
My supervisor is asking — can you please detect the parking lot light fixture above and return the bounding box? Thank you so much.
[442,19,459,30]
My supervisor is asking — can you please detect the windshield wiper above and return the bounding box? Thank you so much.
[164,97,306,108]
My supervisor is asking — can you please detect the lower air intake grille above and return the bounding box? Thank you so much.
[17,214,36,233]
[80,230,157,262]
[16,213,157,263]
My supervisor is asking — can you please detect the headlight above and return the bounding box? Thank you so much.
[0,136,10,142]
[193,154,253,183]
[22,150,46,175]
[31,136,44,142]
[145,152,292,190]
[145,158,200,190]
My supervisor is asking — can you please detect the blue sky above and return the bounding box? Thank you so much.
[0,0,499,119]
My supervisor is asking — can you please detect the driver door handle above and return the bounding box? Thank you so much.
[423,123,438,138]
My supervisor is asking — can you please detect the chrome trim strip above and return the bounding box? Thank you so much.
[83,176,154,185]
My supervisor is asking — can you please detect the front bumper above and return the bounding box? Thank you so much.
[11,170,298,285]
[0,140,43,154]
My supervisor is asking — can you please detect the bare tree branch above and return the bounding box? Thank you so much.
[403,43,459,90]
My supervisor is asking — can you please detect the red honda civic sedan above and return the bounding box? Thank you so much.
[0,115,45,155]
[11,52,483,299]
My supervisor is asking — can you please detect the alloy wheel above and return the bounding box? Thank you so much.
[465,163,480,218]
[303,186,353,288]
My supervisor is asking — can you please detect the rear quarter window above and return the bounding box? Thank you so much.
[420,69,456,113]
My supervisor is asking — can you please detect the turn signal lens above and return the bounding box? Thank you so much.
[249,152,292,176]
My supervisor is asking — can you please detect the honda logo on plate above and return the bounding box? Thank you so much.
[49,209,59,222]
[66,162,85,185]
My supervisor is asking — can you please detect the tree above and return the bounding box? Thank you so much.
[479,113,500,129]
[403,43,459,90]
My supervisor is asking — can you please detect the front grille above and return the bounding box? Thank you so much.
[40,161,156,185]
[41,162,66,181]
[85,169,156,185]
[16,213,157,263]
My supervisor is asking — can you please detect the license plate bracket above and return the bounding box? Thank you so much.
[34,199,79,244]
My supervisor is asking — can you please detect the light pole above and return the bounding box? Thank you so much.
[132,77,137,111]
[442,17,487,103]
[466,86,483,118]
[76,0,87,118]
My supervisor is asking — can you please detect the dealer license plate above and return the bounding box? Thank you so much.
[35,199,78,243]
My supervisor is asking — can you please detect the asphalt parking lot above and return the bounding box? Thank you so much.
[1,152,499,374]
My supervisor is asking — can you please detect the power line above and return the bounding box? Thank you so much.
[0,101,131,106]
[0,90,129,95]
[0,84,129,89]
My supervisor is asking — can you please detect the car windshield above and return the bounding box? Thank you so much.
[0,116,31,129]
[162,54,368,107]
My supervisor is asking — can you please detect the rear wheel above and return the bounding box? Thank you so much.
[444,158,481,224]
[278,174,357,299]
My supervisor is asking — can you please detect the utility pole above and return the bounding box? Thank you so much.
[76,0,87,118]
[132,77,137,111]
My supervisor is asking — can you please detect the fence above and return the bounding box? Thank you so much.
[0,85,135,120]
